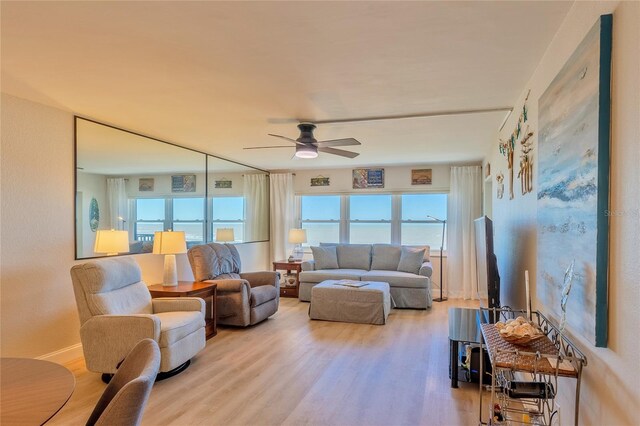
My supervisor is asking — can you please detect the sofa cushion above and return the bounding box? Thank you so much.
[336,245,372,270]
[250,285,278,307]
[362,270,430,289]
[371,244,402,271]
[397,247,426,274]
[155,311,205,348]
[311,246,339,270]
[406,245,431,262]
[299,269,368,283]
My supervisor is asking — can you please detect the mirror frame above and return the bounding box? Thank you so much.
[74,116,270,260]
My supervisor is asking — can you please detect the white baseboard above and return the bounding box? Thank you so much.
[37,343,84,365]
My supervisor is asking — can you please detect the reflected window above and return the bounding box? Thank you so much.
[135,198,165,241]
[172,198,205,242]
[211,197,245,242]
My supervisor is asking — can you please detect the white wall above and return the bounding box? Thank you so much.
[0,93,270,359]
[76,171,109,257]
[291,163,452,194]
[487,2,639,424]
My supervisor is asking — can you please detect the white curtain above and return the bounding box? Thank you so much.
[270,173,295,262]
[243,173,268,241]
[447,166,482,299]
[107,178,128,230]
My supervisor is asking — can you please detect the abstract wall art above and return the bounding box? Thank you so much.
[537,14,612,347]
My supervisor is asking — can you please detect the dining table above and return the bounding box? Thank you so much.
[1,358,76,425]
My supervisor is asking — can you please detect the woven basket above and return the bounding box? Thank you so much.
[499,332,546,345]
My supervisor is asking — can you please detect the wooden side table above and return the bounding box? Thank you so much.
[148,281,217,339]
[273,260,302,298]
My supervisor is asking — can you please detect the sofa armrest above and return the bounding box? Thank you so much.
[152,297,205,317]
[80,314,160,373]
[240,271,279,288]
[209,279,251,294]
[419,261,433,278]
[301,260,316,271]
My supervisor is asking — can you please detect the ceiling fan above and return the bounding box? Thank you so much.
[244,123,361,159]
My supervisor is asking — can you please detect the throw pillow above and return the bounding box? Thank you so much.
[311,246,339,270]
[397,247,426,275]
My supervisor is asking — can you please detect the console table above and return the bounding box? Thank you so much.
[148,281,217,339]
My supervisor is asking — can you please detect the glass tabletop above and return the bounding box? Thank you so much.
[448,307,484,343]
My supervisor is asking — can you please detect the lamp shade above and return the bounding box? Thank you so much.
[94,230,129,254]
[288,228,307,244]
[153,231,187,255]
[216,228,235,242]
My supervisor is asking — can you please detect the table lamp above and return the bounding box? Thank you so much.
[153,230,187,286]
[288,228,307,262]
[94,230,129,256]
[216,228,235,243]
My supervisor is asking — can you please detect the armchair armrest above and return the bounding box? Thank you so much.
[80,314,160,373]
[209,279,251,294]
[152,297,205,317]
[240,271,279,288]
[301,260,316,271]
[419,261,433,278]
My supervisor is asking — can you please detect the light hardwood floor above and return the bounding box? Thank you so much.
[51,298,484,426]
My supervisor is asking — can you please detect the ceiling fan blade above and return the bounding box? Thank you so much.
[243,145,292,150]
[316,138,361,147]
[318,147,360,158]
[267,134,303,145]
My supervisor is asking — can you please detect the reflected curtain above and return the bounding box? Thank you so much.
[107,178,128,230]
[270,173,295,262]
[447,166,482,299]
[243,173,268,241]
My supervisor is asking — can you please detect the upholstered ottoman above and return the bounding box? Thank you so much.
[309,280,391,325]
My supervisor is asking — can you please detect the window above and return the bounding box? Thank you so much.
[172,198,205,242]
[300,195,341,246]
[210,197,244,242]
[349,195,392,244]
[134,198,165,241]
[296,193,447,249]
[401,194,447,248]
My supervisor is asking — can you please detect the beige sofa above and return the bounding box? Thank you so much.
[299,243,433,309]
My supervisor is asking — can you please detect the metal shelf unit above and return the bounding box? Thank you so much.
[478,308,587,426]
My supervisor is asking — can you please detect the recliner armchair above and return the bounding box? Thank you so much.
[70,257,206,379]
[187,243,279,327]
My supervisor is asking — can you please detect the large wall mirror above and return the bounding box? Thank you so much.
[75,117,269,259]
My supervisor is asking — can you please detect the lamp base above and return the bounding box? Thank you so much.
[162,254,178,286]
[433,297,448,302]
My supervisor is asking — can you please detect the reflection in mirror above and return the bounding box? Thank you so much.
[75,118,206,259]
[207,155,269,243]
[75,118,269,259]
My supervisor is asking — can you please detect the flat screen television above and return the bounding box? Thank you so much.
[474,216,500,309]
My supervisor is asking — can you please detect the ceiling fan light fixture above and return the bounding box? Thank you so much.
[295,144,318,159]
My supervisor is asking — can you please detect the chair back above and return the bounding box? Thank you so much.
[86,338,161,426]
[71,257,152,325]
[187,243,242,281]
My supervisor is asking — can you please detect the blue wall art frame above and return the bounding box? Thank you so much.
[537,14,612,347]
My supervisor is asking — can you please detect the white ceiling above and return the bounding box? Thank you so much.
[1,1,572,170]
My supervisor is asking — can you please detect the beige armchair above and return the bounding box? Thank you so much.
[70,257,206,381]
[188,243,279,327]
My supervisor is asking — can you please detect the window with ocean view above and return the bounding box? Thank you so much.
[301,195,340,246]
[297,192,447,249]
[135,198,165,240]
[211,197,245,242]
[349,195,392,244]
[172,198,205,242]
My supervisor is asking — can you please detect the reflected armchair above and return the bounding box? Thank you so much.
[188,243,279,327]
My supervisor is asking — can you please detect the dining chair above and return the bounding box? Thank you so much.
[86,338,161,426]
